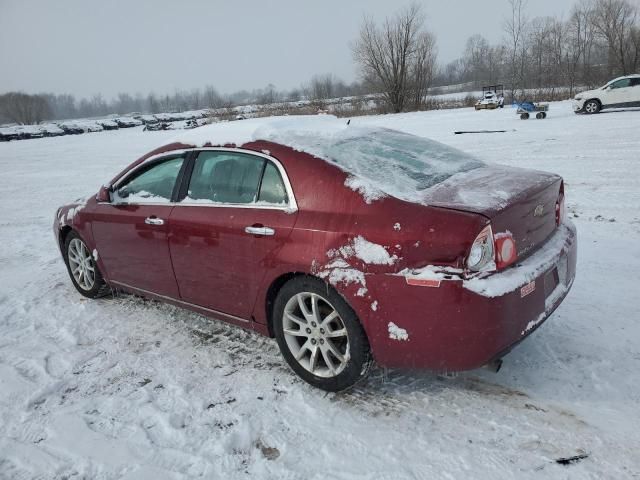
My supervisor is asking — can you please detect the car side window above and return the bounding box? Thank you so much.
[611,79,631,89]
[258,162,288,205]
[630,78,640,87]
[187,151,265,204]
[113,157,183,203]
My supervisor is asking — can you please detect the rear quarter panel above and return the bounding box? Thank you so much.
[246,142,487,335]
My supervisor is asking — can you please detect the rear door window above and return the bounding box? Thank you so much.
[186,151,265,204]
[258,162,288,205]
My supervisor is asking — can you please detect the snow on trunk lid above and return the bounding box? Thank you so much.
[423,164,562,262]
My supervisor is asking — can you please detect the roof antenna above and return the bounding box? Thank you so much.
[346,119,351,125]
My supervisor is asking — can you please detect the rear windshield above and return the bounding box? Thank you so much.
[324,129,484,200]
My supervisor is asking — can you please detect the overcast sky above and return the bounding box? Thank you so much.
[1,0,572,99]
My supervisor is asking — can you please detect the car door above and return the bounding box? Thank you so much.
[605,78,633,107]
[92,155,185,297]
[168,149,298,320]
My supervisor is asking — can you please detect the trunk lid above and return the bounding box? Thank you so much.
[423,165,562,261]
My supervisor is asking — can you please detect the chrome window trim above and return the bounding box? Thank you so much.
[108,147,298,213]
[111,149,190,191]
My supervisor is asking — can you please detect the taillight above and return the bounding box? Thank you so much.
[466,225,496,272]
[494,231,517,269]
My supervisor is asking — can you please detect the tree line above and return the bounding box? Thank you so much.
[1,0,638,124]
[0,76,372,125]
[435,0,640,98]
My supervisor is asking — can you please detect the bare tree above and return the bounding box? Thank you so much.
[566,1,594,91]
[529,17,554,89]
[504,0,529,100]
[309,74,337,101]
[463,34,491,86]
[146,93,160,114]
[0,92,52,124]
[203,86,223,109]
[256,84,278,105]
[591,0,639,75]
[287,88,302,102]
[409,31,437,109]
[353,4,435,113]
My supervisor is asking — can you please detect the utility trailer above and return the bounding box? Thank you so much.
[515,101,549,120]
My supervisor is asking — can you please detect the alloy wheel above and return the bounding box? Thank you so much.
[282,292,350,378]
[67,238,96,291]
[585,101,599,114]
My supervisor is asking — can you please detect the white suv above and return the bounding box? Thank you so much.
[573,74,640,114]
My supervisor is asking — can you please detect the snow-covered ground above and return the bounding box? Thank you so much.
[1,102,639,479]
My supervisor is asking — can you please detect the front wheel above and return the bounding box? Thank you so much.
[272,276,372,391]
[584,100,601,114]
[64,231,107,298]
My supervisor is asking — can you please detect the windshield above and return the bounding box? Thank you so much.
[324,129,485,201]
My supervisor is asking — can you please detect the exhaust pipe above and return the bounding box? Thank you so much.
[484,358,503,373]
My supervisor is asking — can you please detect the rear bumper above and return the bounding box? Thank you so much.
[363,221,577,371]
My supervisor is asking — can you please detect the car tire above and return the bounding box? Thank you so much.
[272,276,372,392]
[63,231,107,299]
[520,112,530,120]
[584,100,601,114]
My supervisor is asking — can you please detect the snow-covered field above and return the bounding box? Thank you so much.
[1,102,639,479]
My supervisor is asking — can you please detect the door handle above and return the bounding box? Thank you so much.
[145,216,165,226]
[245,226,275,236]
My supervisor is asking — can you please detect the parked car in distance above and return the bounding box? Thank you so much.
[0,126,20,141]
[83,122,104,133]
[54,116,577,391]
[16,125,46,140]
[114,117,143,128]
[40,124,65,137]
[58,122,85,135]
[1,124,64,140]
[96,119,119,130]
[137,114,159,125]
[574,74,640,113]
[144,121,169,131]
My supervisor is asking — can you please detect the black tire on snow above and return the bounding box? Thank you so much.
[63,230,108,299]
[272,276,372,392]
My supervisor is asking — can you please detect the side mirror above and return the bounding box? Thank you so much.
[96,185,111,203]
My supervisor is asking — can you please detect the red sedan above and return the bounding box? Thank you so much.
[54,117,577,391]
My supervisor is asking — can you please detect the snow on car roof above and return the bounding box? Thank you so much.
[172,115,485,204]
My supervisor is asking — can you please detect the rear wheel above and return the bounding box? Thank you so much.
[272,276,372,391]
[520,112,530,120]
[64,231,106,298]
[584,100,601,114]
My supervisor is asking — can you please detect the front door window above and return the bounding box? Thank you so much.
[113,157,184,203]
